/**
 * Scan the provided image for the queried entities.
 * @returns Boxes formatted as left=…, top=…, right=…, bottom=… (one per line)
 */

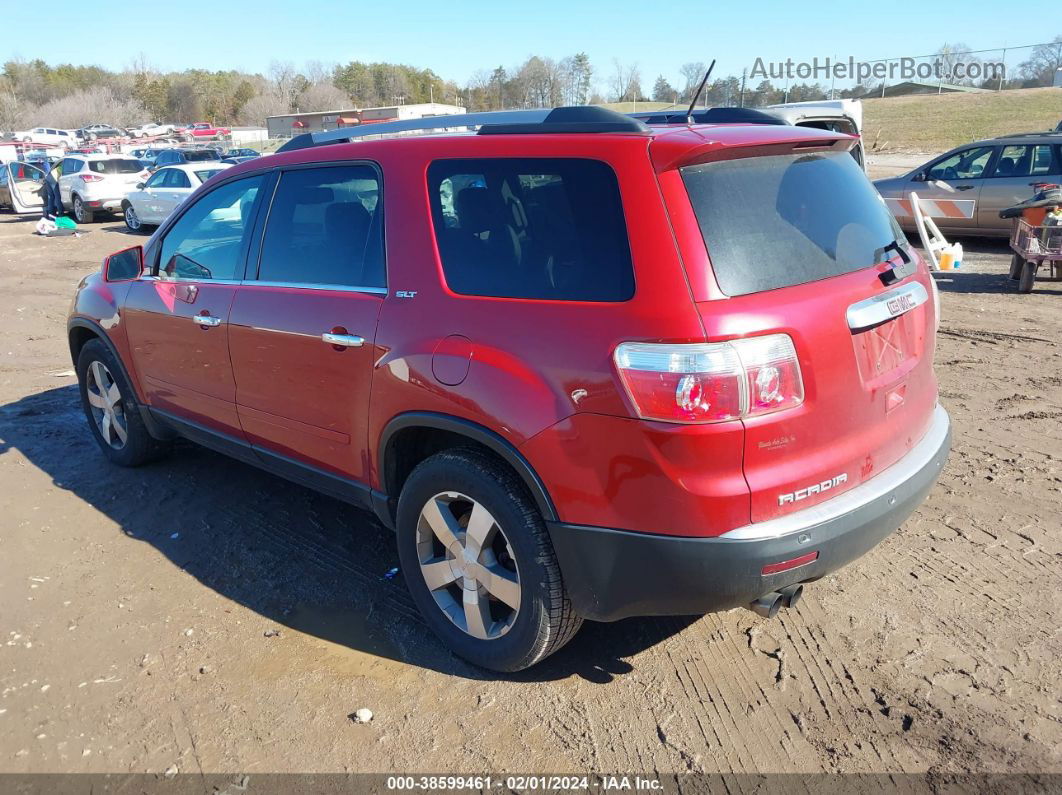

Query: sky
left=2, top=0, right=1054, bottom=90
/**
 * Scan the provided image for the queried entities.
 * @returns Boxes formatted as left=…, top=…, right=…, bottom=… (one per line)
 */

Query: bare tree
left=679, top=62, right=707, bottom=101
left=610, top=59, right=641, bottom=102
left=297, top=82, right=350, bottom=112
left=1018, top=36, right=1062, bottom=85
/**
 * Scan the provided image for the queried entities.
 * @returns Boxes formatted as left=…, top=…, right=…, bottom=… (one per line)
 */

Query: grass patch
left=862, top=87, right=1060, bottom=154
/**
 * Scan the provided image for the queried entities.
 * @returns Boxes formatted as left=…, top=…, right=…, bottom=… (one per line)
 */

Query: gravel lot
left=0, top=211, right=1059, bottom=778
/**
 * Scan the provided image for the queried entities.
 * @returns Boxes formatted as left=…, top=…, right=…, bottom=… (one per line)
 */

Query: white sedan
left=122, top=162, right=231, bottom=232
left=128, top=122, right=177, bottom=138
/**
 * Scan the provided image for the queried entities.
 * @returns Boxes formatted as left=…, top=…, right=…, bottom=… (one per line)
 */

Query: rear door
left=671, top=146, right=938, bottom=523
left=123, top=173, right=267, bottom=435
left=156, top=168, right=192, bottom=218
left=228, top=163, right=385, bottom=481
left=976, top=143, right=1061, bottom=232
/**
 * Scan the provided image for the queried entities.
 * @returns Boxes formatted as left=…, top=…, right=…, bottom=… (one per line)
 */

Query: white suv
left=57, top=154, right=148, bottom=223
left=14, top=127, right=78, bottom=149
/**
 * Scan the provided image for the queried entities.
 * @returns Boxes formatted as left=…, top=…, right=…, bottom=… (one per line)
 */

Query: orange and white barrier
left=886, top=196, right=975, bottom=220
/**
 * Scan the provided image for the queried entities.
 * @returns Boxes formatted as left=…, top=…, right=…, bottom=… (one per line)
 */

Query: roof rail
left=276, top=106, right=650, bottom=152
left=630, top=107, right=789, bottom=126
left=992, top=130, right=1062, bottom=139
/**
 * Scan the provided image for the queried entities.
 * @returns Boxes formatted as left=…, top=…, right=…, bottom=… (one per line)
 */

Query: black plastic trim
left=378, top=412, right=558, bottom=524
left=547, top=421, right=951, bottom=621
left=149, top=408, right=376, bottom=513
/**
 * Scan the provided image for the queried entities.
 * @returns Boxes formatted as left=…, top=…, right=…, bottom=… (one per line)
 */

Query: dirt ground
left=0, top=203, right=1059, bottom=779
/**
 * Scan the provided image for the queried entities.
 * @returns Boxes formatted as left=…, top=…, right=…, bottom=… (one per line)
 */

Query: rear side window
left=256, top=165, right=384, bottom=288
left=428, top=158, right=634, bottom=301
left=682, top=151, right=905, bottom=297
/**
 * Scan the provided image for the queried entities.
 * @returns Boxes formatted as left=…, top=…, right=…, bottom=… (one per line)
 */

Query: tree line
left=1, top=37, right=1058, bottom=131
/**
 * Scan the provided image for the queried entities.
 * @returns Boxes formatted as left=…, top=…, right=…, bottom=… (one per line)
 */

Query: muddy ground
left=0, top=197, right=1059, bottom=778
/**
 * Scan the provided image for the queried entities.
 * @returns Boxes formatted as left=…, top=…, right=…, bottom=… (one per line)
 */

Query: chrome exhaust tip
left=749, top=592, right=783, bottom=619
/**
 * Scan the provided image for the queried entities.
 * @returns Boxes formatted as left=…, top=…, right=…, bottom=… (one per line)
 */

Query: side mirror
left=104, top=246, right=144, bottom=282
left=135, top=182, right=145, bottom=189
left=911, top=172, right=927, bottom=182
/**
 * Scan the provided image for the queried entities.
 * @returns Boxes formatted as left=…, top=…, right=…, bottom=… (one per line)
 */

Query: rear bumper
left=547, top=405, right=951, bottom=621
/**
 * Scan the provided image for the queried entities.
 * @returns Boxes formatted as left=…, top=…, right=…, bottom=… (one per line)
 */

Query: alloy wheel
left=74, top=197, right=87, bottom=223
left=85, top=361, right=128, bottom=449
left=416, top=491, right=521, bottom=640
left=125, top=205, right=141, bottom=231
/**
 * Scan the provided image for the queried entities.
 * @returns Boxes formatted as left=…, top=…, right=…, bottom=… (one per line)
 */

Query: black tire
left=123, top=201, right=146, bottom=233
left=1018, top=260, right=1038, bottom=294
left=76, top=339, right=170, bottom=467
left=1009, top=254, right=1024, bottom=280
left=72, top=194, right=94, bottom=224
left=396, top=448, right=582, bottom=672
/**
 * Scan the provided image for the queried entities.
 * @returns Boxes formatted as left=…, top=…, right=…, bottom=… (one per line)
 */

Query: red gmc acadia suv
left=67, top=106, right=951, bottom=671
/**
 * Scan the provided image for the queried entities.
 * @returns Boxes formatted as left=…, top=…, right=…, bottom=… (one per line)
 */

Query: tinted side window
left=170, top=170, right=192, bottom=188
left=926, top=146, right=994, bottom=181
left=427, top=158, right=634, bottom=301
left=159, top=175, right=263, bottom=281
left=144, top=170, right=167, bottom=188
left=257, top=165, right=384, bottom=288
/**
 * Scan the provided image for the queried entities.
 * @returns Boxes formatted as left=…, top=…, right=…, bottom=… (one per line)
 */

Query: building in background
left=266, top=103, right=465, bottom=138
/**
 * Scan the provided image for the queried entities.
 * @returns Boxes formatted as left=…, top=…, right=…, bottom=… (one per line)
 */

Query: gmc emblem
left=886, top=293, right=916, bottom=316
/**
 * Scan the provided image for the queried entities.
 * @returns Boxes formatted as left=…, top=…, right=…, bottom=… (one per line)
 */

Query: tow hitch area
left=748, top=583, right=804, bottom=618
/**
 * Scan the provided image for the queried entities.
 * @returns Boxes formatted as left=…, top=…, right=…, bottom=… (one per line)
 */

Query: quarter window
left=159, top=175, right=263, bottom=281
left=256, top=165, right=384, bottom=288
left=427, top=158, right=634, bottom=301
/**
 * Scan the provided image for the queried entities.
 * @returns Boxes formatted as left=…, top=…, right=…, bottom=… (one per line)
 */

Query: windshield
left=88, top=159, right=144, bottom=174
left=183, top=150, right=221, bottom=161
left=681, top=151, right=904, bottom=296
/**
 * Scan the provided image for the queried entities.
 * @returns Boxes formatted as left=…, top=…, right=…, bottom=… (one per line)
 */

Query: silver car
left=874, top=132, right=1062, bottom=237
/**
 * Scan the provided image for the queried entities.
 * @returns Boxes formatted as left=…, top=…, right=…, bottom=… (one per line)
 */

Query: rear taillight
left=80, top=174, right=104, bottom=182
left=614, top=334, right=803, bottom=424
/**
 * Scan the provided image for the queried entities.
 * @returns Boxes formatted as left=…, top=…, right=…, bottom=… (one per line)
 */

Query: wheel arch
left=378, top=412, right=558, bottom=527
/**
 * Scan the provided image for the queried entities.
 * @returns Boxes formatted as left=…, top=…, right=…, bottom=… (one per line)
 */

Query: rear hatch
left=666, top=141, right=938, bottom=524
left=90, top=158, right=146, bottom=188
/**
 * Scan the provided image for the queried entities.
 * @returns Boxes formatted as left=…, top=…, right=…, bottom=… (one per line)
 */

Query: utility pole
left=739, top=68, right=747, bottom=108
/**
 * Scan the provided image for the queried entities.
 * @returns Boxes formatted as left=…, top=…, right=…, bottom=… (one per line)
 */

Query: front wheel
left=396, top=449, right=582, bottom=672
left=1009, top=254, right=1024, bottom=280
left=76, top=339, right=170, bottom=467
left=123, top=202, right=145, bottom=233
left=1018, top=260, right=1038, bottom=294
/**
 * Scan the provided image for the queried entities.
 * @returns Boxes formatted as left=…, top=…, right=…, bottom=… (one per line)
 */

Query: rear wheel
left=1009, top=254, right=1024, bottom=280
left=72, top=194, right=94, bottom=224
left=1018, top=260, right=1038, bottom=294
left=396, top=449, right=581, bottom=672
left=76, top=339, right=170, bottom=467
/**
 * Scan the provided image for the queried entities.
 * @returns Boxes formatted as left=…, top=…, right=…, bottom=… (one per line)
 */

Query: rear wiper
left=877, top=240, right=915, bottom=286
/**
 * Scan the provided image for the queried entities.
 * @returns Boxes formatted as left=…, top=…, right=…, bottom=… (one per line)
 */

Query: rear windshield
left=194, top=168, right=225, bottom=182
left=88, top=159, right=143, bottom=174
left=183, top=150, right=221, bottom=161
left=681, top=151, right=904, bottom=296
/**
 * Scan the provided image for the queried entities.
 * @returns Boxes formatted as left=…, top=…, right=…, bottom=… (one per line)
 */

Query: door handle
left=193, top=314, right=222, bottom=327
left=322, top=332, right=364, bottom=348
left=954, top=185, right=975, bottom=191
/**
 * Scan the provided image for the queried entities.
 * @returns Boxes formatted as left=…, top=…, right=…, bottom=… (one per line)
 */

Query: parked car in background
left=57, top=153, right=148, bottom=223
left=128, top=122, right=176, bottom=138
left=14, top=127, right=77, bottom=149
left=222, top=155, right=259, bottom=165
left=122, top=162, right=231, bottom=232
left=223, top=147, right=260, bottom=159
left=78, top=124, right=125, bottom=141
left=150, top=147, right=224, bottom=170
left=67, top=106, right=950, bottom=672
left=874, top=132, right=1062, bottom=237
left=186, top=122, right=231, bottom=138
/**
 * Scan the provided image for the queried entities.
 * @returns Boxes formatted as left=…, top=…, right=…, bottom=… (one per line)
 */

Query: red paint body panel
left=121, top=280, right=242, bottom=435
left=227, top=285, right=383, bottom=479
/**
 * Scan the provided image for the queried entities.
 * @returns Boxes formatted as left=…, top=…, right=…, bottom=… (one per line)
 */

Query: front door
left=123, top=173, right=267, bottom=435
left=977, top=143, right=1061, bottom=233
left=228, top=163, right=386, bottom=480
left=4, top=162, right=45, bottom=212
left=903, top=145, right=995, bottom=234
